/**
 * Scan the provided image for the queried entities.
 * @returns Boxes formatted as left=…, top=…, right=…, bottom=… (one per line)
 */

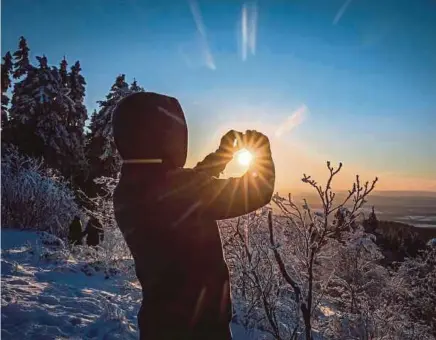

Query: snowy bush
left=220, top=162, right=380, bottom=339
left=78, top=174, right=132, bottom=262
left=1, top=146, right=79, bottom=238
left=221, top=209, right=300, bottom=339
left=386, top=246, right=436, bottom=337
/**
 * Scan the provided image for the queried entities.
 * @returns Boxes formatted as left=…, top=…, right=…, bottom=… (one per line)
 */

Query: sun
left=237, top=149, right=253, bottom=166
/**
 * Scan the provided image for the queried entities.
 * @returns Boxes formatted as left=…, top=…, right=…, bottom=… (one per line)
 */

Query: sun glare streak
left=241, top=2, right=258, bottom=61
left=225, top=181, right=240, bottom=216
left=188, top=0, right=216, bottom=70
left=275, top=105, right=308, bottom=138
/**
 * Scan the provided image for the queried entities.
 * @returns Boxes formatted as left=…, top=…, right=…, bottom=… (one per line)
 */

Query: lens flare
left=237, top=149, right=253, bottom=166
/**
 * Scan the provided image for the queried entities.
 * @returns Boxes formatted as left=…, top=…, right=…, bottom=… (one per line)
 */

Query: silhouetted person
left=84, top=215, right=104, bottom=247
left=68, top=216, right=83, bottom=246
left=112, top=92, right=275, bottom=340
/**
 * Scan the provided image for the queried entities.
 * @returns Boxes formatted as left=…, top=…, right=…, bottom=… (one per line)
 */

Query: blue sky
left=2, top=0, right=436, bottom=191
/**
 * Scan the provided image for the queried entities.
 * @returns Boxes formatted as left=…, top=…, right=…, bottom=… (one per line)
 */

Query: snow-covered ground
left=1, top=229, right=141, bottom=339
left=1, top=229, right=258, bottom=340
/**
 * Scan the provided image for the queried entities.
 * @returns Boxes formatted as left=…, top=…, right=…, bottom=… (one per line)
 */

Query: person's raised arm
left=192, top=130, right=275, bottom=220
left=193, top=130, right=243, bottom=178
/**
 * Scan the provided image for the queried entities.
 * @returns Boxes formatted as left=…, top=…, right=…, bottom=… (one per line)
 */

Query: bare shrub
left=221, top=162, right=379, bottom=339
left=1, top=145, right=79, bottom=238
left=221, top=208, right=299, bottom=339
left=267, top=162, right=378, bottom=339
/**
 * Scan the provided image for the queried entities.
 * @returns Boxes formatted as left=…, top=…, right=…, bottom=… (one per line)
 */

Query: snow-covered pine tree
left=66, top=60, right=88, bottom=185
left=59, top=57, right=69, bottom=89
left=364, top=206, right=379, bottom=233
left=68, top=61, right=87, bottom=129
left=13, top=36, right=30, bottom=79
left=7, top=37, right=86, bottom=186
left=86, top=74, right=144, bottom=181
left=130, top=78, right=145, bottom=92
left=8, top=37, right=38, bottom=150
left=30, top=56, right=74, bottom=168
left=8, top=37, right=32, bottom=126
left=8, top=54, right=75, bottom=174
left=1, top=51, right=13, bottom=128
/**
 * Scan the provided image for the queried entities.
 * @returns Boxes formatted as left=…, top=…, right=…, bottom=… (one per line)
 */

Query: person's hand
left=218, top=130, right=244, bottom=153
left=242, top=130, right=271, bottom=154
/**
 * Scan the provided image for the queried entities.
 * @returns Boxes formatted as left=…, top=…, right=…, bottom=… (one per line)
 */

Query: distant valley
left=279, top=190, right=436, bottom=229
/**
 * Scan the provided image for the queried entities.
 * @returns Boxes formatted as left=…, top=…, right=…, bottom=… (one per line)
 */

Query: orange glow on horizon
left=186, top=116, right=436, bottom=193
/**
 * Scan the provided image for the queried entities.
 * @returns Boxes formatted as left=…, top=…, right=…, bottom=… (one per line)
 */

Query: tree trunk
left=304, top=251, right=315, bottom=340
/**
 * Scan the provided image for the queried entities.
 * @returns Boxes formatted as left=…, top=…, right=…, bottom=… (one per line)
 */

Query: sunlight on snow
left=320, top=305, right=336, bottom=316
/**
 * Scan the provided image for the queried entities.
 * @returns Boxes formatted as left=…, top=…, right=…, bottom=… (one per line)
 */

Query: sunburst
left=237, top=149, right=253, bottom=166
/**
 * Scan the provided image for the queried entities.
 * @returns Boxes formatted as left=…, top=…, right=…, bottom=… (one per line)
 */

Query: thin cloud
left=275, top=105, right=308, bottom=137
left=333, top=0, right=352, bottom=25
left=188, top=0, right=216, bottom=70
left=241, top=2, right=258, bottom=61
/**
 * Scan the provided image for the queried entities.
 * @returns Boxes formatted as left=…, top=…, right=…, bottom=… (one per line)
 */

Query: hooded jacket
left=112, top=92, right=275, bottom=340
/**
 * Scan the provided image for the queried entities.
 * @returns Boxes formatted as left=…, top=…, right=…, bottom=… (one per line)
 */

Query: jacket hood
left=112, top=92, right=188, bottom=168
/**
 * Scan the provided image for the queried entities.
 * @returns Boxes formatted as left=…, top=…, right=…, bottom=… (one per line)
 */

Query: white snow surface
left=1, top=229, right=257, bottom=340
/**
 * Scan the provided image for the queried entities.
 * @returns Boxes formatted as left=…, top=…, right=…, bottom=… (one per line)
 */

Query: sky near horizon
left=2, top=0, right=436, bottom=192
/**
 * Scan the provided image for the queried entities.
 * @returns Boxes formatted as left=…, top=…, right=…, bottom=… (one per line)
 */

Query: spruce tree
left=59, top=57, right=69, bottom=89
left=31, top=55, right=73, bottom=166
left=13, top=36, right=30, bottom=79
left=9, top=53, right=74, bottom=171
left=67, top=60, right=88, bottom=185
left=130, top=78, right=144, bottom=92
left=1, top=52, right=13, bottom=128
left=9, top=37, right=36, bottom=132
left=8, top=37, right=38, bottom=151
left=7, top=37, right=87, bottom=187
left=365, top=206, right=379, bottom=233
left=68, top=61, right=87, bottom=129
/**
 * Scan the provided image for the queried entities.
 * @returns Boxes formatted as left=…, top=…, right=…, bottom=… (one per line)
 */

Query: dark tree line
left=1, top=36, right=144, bottom=195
